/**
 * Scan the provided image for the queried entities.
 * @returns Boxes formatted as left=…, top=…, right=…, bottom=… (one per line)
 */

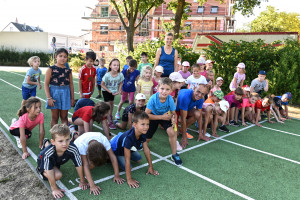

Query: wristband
left=47, top=97, right=52, bottom=100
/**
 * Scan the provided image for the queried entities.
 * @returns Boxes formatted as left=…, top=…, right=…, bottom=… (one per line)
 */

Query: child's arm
left=136, top=83, right=141, bottom=93
left=240, top=80, right=244, bottom=88
left=233, top=77, right=238, bottom=89
left=78, top=80, right=84, bottom=98
left=284, top=105, right=290, bottom=119
left=128, top=113, right=133, bottom=129
left=69, top=71, right=75, bottom=106
left=107, top=149, right=125, bottom=184
left=46, top=169, right=65, bottom=198
left=19, top=127, right=30, bottom=159
left=89, top=119, right=93, bottom=132
left=81, top=155, right=101, bottom=195
left=113, top=81, right=123, bottom=95
left=26, top=75, right=39, bottom=86
left=44, top=68, right=55, bottom=107
left=91, top=75, right=96, bottom=95
left=255, top=109, right=262, bottom=127
left=75, top=165, right=89, bottom=191
left=267, top=110, right=274, bottom=123
left=101, top=81, right=112, bottom=93
left=145, top=108, right=171, bottom=121
left=38, top=76, right=42, bottom=89
left=264, top=79, right=269, bottom=92
left=270, top=107, right=282, bottom=123
left=39, top=123, right=45, bottom=149
left=241, top=107, right=247, bottom=126
left=143, top=142, right=159, bottom=176
left=102, top=120, right=111, bottom=139
left=124, top=147, right=139, bottom=188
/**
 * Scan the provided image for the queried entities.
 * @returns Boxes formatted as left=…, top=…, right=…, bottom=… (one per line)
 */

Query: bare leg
left=166, top=127, right=177, bottom=155
left=60, top=110, right=68, bottom=125
left=51, top=109, right=59, bottom=128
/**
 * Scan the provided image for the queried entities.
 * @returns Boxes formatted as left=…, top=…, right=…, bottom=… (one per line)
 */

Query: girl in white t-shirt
left=230, top=63, right=246, bottom=91
left=186, top=64, right=207, bottom=90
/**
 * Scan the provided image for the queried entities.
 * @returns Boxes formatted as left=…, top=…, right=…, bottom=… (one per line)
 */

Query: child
left=94, top=59, right=99, bottom=66
left=196, top=58, right=206, bottom=78
left=241, top=92, right=259, bottom=126
left=21, top=56, right=42, bottom=106
left=74, top=132, right=125, bottom=195
left=37, top=124, right=87, bottom=199
left=211, top=100, right=230, bottom=137
left=145, top=78, right=182, bottom=165
left=10, top=97, right=45, bottom=159
left=186, top=64, right=207, bottom=90
left=96, top=58, right=107, bottom=99
left=115, top=93, right=146, bottom=130
left=206, top=70, right=215, bottom=91
left=224, top=87, right=244, bottom=126
left=110, top=111, right=159, bottom=188
left=205, top=60, right=214, bottom=71
left=250, top=70, right=269, bottom=96
left=229, top=63, right=246, bottom=91
left=137, top=65, right=153, bottom=103
left=78, top=51, right=97, bottom=99
left=115, top=59, right=140, bottom=120
left=123, top=56, right=133, bottom=71
left=137, top=52, right=153, bottom=72
left=273, top=92, right=292, bottom=119
left=209, top=77, right=223, bottom=97
left=152, top=65, right=164, bottom=94
left=177, top=54, right=182, bottom=71
left=101, top=58, right=124, bottom=129
left=73, top=98, right=95, bottom=112
left=178, top=61, right=191, bottom=79
left=45, top=48, right=75, bottom=127
left=169, top=72, right=186, bottom=103
left=254, top=95, right=275, bottom=127
left=71, top=102, right=110, bottom=137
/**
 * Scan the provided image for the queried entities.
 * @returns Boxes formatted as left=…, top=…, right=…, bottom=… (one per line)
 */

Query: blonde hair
left=27, top=56, right=40, bottom=67
left=140, top=65, right=153, bottom=81
left=237, top=67, right=246, bottom=74
left=50, top=124, right=70, bottom=140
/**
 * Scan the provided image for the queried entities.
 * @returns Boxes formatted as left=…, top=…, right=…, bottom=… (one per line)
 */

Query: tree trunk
left=126, top=28, right=135, bottom=53
left=173, top=0, right=185, bottom=40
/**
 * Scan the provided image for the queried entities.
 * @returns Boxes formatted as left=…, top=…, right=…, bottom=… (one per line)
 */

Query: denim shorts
left=46, top=85, right=71, bottom=110
left=117, top=151, right=142, bottom=171
left=22, top=85, right=36, bottom=100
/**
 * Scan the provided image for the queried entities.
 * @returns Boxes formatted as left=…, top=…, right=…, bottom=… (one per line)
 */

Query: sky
left=0, top=0, right=299, bottom=36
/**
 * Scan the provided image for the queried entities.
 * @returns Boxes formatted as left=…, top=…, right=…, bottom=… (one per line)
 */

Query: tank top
left=159, top=46, right=175, bottom=77
left=49, top=65, right=71, bottom=86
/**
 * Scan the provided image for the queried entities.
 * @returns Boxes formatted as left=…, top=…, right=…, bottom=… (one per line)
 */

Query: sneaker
left=14, top=136, right=22, bottom=148
left=41, top=138, right=50, bottom=151
left=176, top=141, right=182, bottom=151
left=218, top=125, right=230, bottom=133
left=186, top=132, right=194, bottom=140
left=11, top=118, right=17, bottom=126
left=130, top=146, right=137, bottom=151
left=115, top=112, right=120, bottom=120
left=171, top=153, right=182, bottom=166
left=113, top=120, right=119, bottom=126
left=109, top=122, right=117, bottom=130
left=70, top=131, right=79, bottom=143
left=96, top=95, right=102, bottom=99
left=230, top=120, right=240, bottom=127
left=205, top=133, right=211, bottom=137
left=194, top=121, right=198, bottom=128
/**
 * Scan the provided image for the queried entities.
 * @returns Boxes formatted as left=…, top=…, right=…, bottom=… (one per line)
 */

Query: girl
left=241, top=92, right=259, bottom=126
left=101, top=58, right=124, bottom=129
left=10, top=97, right=45, bottom=159
left=205, top=60, right=214, bottom=71
left=209, top=77, right=223, bottom=97
left=206, top=70, right=215, bottom=90
left=186, top=64, right=207, bottom=90
left=137, top=65, right=153, bottom=103
left=45, top=48, right=74, bottom=127
left=254, top=95, right=275, bottom=127
left=71, top=102, right=110, bottom=136
left=178, top=61, right=191, bottom=79
left=169, top=72, right=185, bottom=104
left=224, top=87, right=244, bottom=126
left=199, top=62, right=207, bottom=78
left=115, top=59, right=140, bottom=120
left=230, top=63, right=246, bottom=91
left=153, top=65, right=164, bottom=94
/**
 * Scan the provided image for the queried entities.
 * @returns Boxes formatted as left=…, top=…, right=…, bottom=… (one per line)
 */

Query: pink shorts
left=121, top=91, right=135, bottom=102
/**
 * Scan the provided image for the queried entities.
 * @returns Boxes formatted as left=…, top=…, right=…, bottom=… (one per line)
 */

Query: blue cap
left=284, top=92, right=292, bottom=100
left=258, top=70, right=266, bottom=75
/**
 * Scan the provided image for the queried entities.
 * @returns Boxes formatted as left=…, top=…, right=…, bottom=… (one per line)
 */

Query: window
left=101, top=7, right=109, bottom=17
left=100, top=46, right=108, bottom=51
left=139, top=14, right=149, bottom=36
left=10, top=27, right=13, bottom=31
left=100, top=26, right=108, bottom=34
left=197, top=6, right=204, bottom=13
left=211, top=6, right=218, bottom=13
left=185, top=23, right=191, bottom=37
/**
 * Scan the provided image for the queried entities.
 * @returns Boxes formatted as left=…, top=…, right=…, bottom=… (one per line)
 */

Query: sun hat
left=213, top=90, right=224, bottom=100
left=182, top=61, right=190, bottom=67
left=216, top=77, right=223, bottom=81
left=197, top=58, right=206, bottom=65
left=205, top=60, right=214, bottom=64
left=169, top=72, right=185, bottom=82
left=258, top=70, right=266, bottom=75
left=237, top=63, right=245, bottom=69
left=154, top=65, right=164, bottom=73
left=219, top=100, right=230, bottom=113
left=135, top=93, right=146, bottom=100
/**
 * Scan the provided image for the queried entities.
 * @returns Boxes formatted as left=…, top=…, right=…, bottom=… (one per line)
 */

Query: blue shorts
left=116, top=151, right=142, bottom=171
left=46, top=85, right=71, bottom=110
left=22, top=85, right=36, bottom=100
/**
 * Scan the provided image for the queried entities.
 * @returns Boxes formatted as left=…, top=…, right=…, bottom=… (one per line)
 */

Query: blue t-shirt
left=147, top=92, right=176, bottom=115
left=277, top=96, right=289, bottom=105
left=111, top=128, right=146, bottom=156
left=22, top=67, right=42, bottom=89
left=158, top=46, right=175, bottom=77
left=123, top=64, right=129, bottom=71
left=96, top=67, right=107, bottom=85
left=74, top=98, right=95, bottom=112
left=176, top=89, right=204, bottom=112
left=122, top=68, right=140, bottom=92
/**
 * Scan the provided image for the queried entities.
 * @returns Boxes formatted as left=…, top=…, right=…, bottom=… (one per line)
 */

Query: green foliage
left=232, top=0, right=263, bottom=16
left=251, top=6, right=300, bottom=33
left=204, top=39, right=300, bottom=104
left=0, top=46, right=51, bottom=67
left=69, top=54, right=85, bottom=72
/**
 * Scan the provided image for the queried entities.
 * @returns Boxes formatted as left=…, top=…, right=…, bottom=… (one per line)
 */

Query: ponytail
left=17, top=97, right=41, bottom=117
left=17, top=106, right=27, bottom=117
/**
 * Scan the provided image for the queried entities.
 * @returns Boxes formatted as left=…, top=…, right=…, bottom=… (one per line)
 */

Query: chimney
left=16, top=17, right=18, bottom=23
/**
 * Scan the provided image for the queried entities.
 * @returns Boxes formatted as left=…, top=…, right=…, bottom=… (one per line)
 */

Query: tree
left=110, top=0, right=164, bottom=53
left=250, top=6, right=300, bottom=33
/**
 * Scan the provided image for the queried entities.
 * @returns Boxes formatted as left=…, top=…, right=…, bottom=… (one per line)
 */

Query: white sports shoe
left=205, top=133, right=211, bottom=137
left=14, top=136, right=22, bottom=148
left=11, top=118, right=17, bottom=126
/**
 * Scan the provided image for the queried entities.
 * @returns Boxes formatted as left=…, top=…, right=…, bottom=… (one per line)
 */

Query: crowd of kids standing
left=9, top=32, right=292, bottom=198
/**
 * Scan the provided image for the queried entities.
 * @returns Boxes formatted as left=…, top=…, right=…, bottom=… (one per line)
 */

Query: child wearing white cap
left=169, top=72, right=186, bottom=103
left=152, top=66, right=164, bottom=94
left=229, top=63, right=246, bottom=91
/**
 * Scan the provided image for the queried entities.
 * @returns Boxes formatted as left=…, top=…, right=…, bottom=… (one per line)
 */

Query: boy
left=79, top=51, right=97, bottom=99
left=145, top=78, right=182, bottom=165
left=110, top=111, right=159, bottom=188
left=273, top=92, right=292, bottom=119
left=137, top=52, right=152, bottom=72
left=21, top=56, right=42, bottom=106
left=211, top=100, right=230, bottom=137
left=37, top=124, right=87, bottom=199
left=96, top=58, right=107, bottom=99
left=74, top=132, right=125, bottom=195
left=123, top=56, right=133, bottom=71
left=250, top=70, right=269, bottom=96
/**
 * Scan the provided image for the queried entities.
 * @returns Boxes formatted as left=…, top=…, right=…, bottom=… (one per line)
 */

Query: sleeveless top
left=49, top=65, right=72, bottom=86
left=158, top=46, right=175, bottom=77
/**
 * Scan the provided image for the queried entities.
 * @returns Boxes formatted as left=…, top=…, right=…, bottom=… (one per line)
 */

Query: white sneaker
left=130, top=146, right=137, bottom=151
left=115, top=112, right=120, bottom=120
left=205, top=133, right=211, bottom=137
left=11, top=118, right=17, bottom=126
left=14, top=136, right=22, bottom=148
left=176, top=141, right=183, bottom=151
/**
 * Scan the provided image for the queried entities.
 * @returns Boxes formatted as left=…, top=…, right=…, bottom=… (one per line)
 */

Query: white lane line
left=261, top=126, right=300, bottom=137
left=0, top=118, right=78, bottom=200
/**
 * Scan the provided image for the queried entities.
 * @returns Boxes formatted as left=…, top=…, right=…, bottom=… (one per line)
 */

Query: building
left=82, top=0, right=235, bottom=55
left=1, top=22, right=43, bottom=32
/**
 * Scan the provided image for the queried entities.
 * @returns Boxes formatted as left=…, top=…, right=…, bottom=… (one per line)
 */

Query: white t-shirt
left=74, top=132, right=111, bottom=155
left=186, top=75, right=207, bottom=90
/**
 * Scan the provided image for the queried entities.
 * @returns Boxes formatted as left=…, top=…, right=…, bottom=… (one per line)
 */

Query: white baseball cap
left=135, top=93, right=146, bottom=100
left=155, top=65, right=164, bottom=73
left=205, top=60, right=214, bottom=64
left=182, top=61, right=190, bottom=67
left=237, top=63, right=245, bottom=69
left=169, top=72, right=185, bottom=82
left=197, top=58, right=206, bottom=65
left=216, top=77, right=223, bottom=81
left=219, top=100, right=230, bottom=113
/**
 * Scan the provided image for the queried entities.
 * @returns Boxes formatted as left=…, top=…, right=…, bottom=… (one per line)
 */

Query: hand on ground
left=127, top=179, right=139, bottom=188
left=52, top=188, right=65, bottom=199
left=146, top=167, right=159, bottom=176
left=89, top=185, right=101, bottom=195
left=113, top=176, right=125, bottom=184
left=22, top=152, right=30, bottom=159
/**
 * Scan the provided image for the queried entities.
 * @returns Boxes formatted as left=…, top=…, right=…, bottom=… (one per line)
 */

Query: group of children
left=9, top=49, right=292, bottom=198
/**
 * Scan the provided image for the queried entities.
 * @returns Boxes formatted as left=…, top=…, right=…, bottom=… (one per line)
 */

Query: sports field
left=1, top=70, right=300, bottom=200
